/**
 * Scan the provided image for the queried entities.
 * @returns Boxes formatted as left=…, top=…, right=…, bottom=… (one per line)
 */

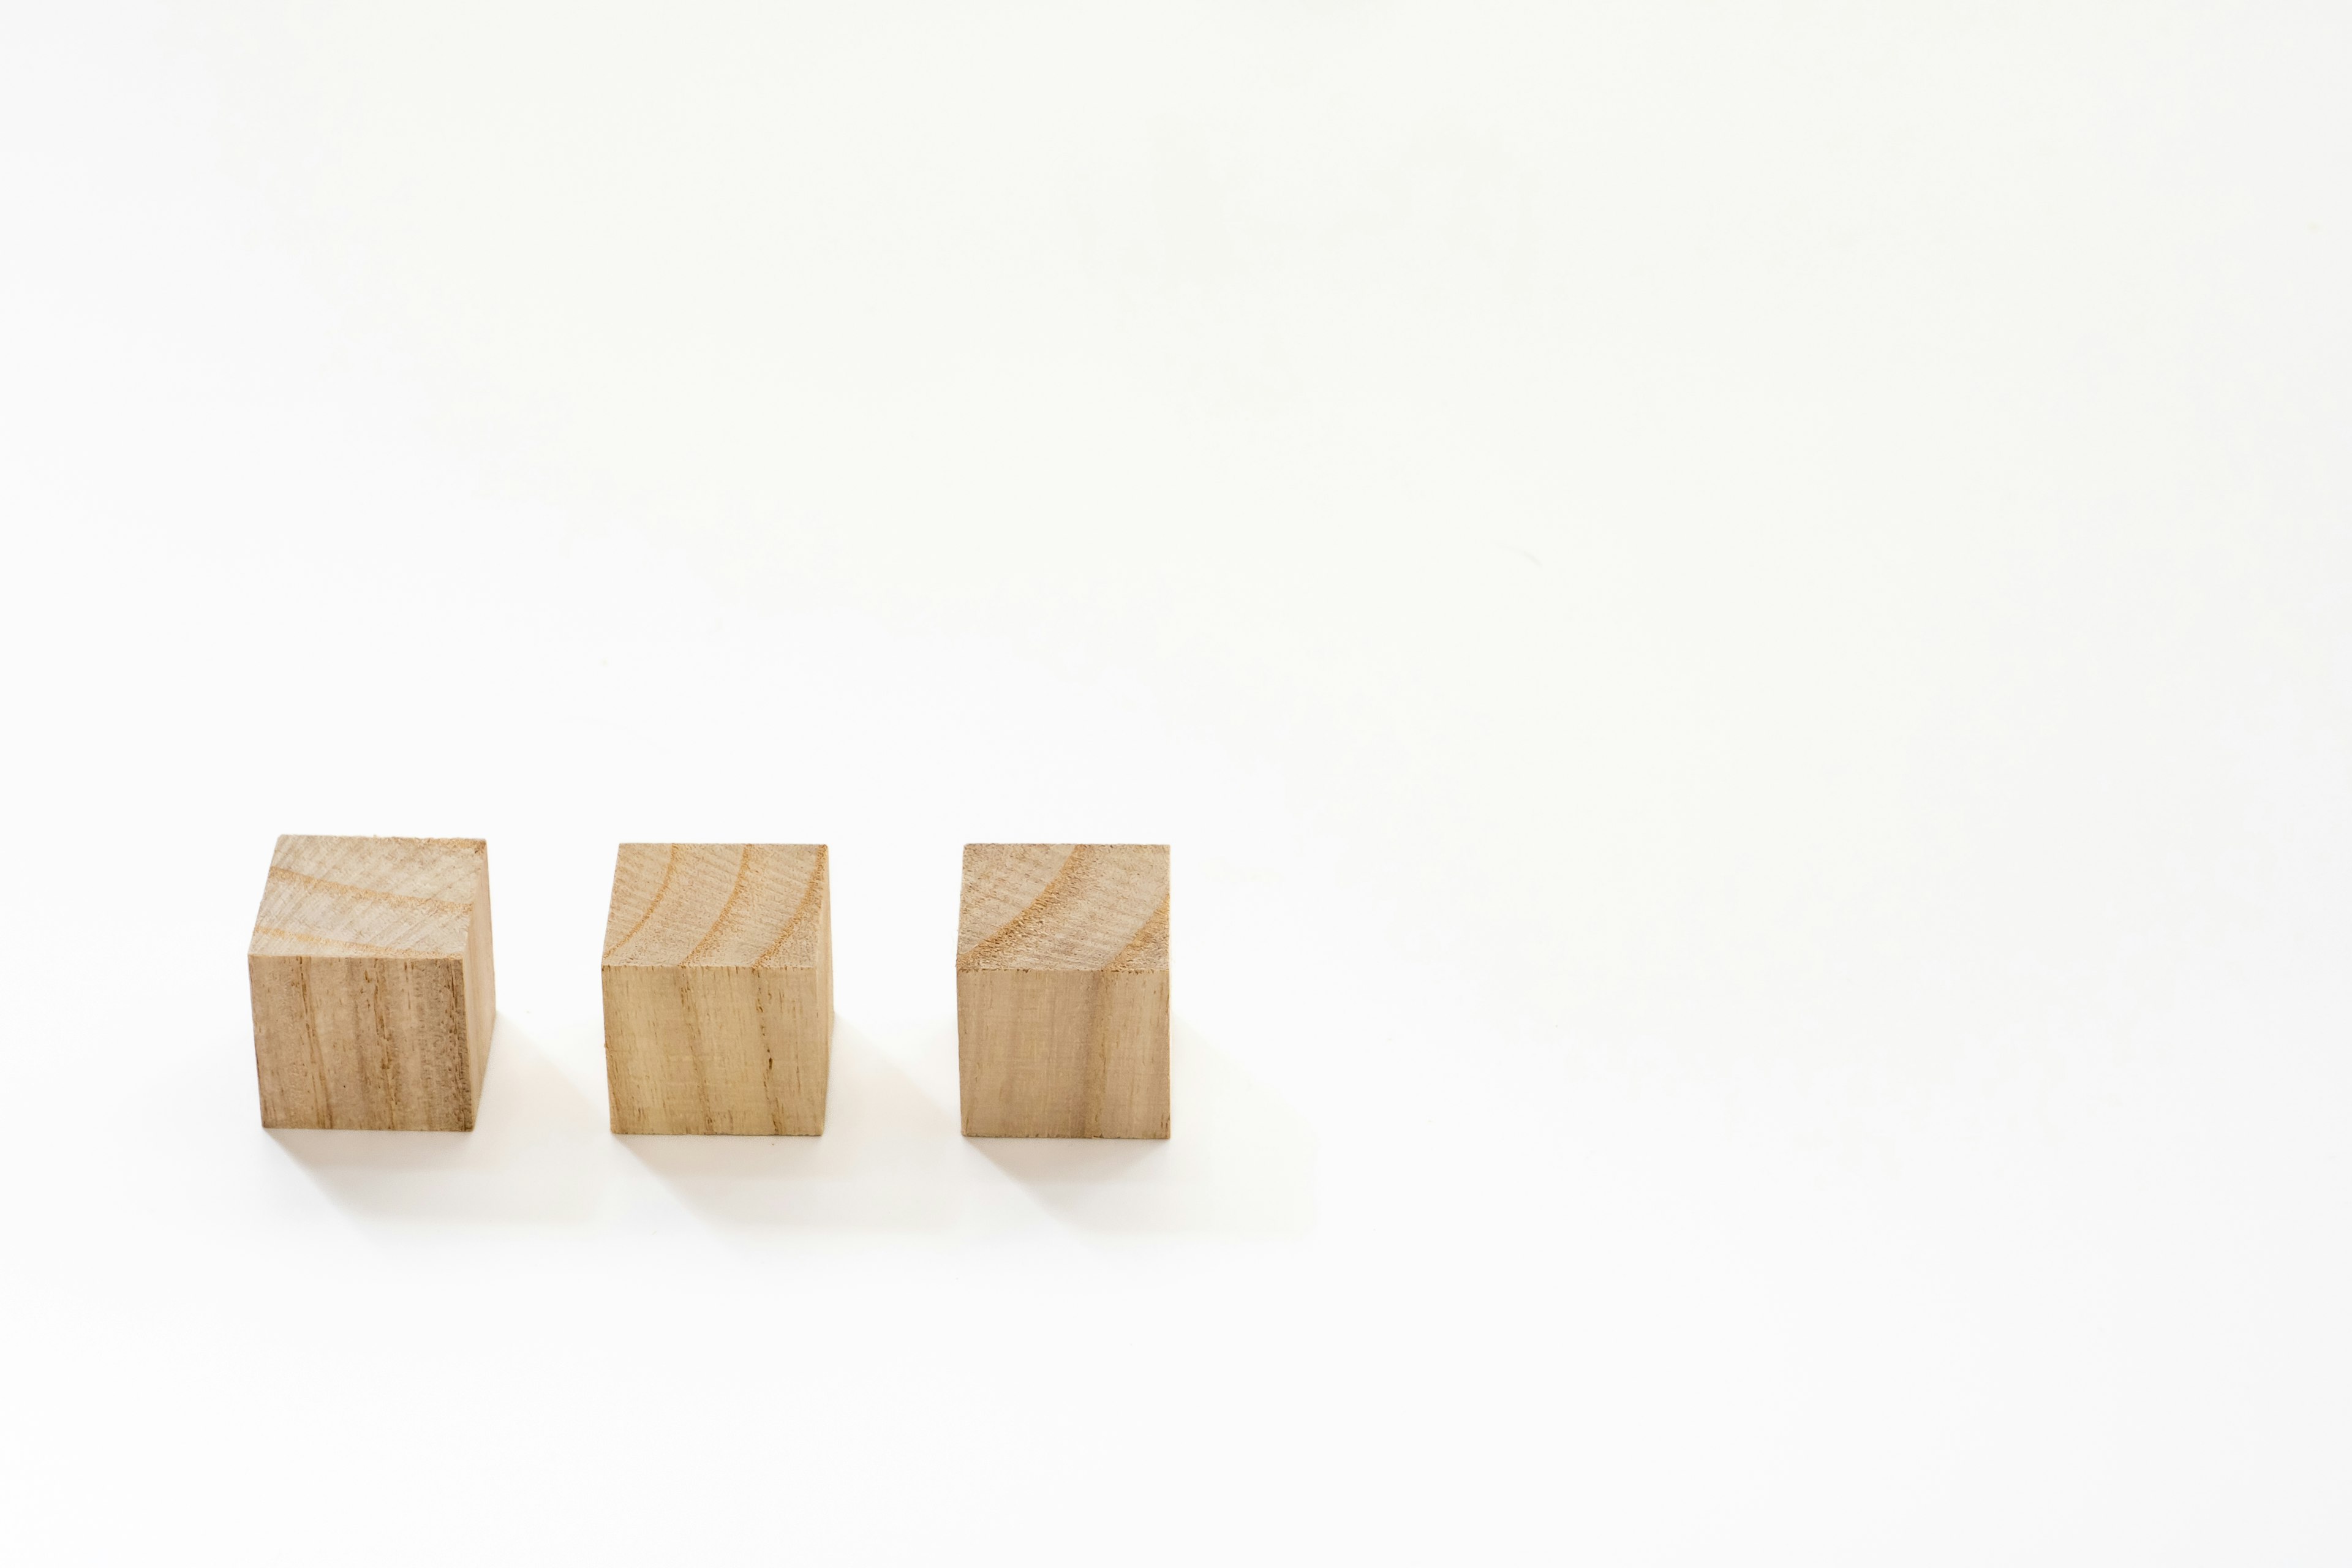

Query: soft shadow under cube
left=601, top=843, right=833, bottom=1136
left=248, top=834, right=497, bottom=1131
left=957, top=843, right=1170, bottom=1139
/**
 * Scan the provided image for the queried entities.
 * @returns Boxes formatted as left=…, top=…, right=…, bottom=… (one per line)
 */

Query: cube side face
left=250, top=954, right=478, bottom=1131
left=603, top=966, right=831, bottom=1136
left=463, top=856, right=496, bottom=1104
left=957, top=970, right=1170, bottom=1139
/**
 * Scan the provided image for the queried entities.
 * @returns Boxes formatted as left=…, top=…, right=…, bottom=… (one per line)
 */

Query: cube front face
left=247, top=835, right=495, bottom=1131
left=957, top=844, right=1170, bottom=1139
left=601, top=844, right=832, bottom=1136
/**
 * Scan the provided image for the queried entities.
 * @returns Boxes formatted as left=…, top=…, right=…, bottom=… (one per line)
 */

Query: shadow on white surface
left=617, top=1020, right=968, bottom=1232
left=627, top=1018, right=1316, bottom=1239
left=967, top=1020, right=1317, bottom=1238
left=265, top=1019, right=608, bottom=1226
left=263, top=1016, right=1315, bottom=1240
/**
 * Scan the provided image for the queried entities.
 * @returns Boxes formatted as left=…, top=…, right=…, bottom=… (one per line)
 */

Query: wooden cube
left=248, top=835, right=497, bottom=1131
left=957, top=843, right=1170, bottom=1139
left=600, top=843, right=832, bottom=1136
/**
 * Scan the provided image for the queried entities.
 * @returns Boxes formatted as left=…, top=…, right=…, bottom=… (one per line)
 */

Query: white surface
left=3, top=4, right=2348, bottom=1561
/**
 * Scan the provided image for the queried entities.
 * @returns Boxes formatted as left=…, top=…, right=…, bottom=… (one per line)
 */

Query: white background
left=3, top=4, right=2347, bottom=1561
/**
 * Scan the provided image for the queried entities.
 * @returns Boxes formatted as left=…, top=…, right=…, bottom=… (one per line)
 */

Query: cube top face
left=957, top=843, right=1169, bottom=974
left=603, top=843, right=829, bottom=970
left=249, top=835, right=487, bottom=959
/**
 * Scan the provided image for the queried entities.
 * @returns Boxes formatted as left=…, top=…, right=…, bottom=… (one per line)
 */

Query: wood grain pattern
left=957, top=843, right=1170, bottom=1139
left=600, top=843, right=832, bottom=1136
left=247, top=834, right=496, bottom=1131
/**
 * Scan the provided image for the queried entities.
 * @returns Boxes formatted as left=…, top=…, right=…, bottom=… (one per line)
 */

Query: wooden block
left=957, top=843, right=1170, bottom=1139
left=248, top=835, right=497, bottom=1131
left=600, top=843, right=832, bottom=1136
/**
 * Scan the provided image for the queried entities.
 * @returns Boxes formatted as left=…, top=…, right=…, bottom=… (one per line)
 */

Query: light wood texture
left=248, top=835, right=497, bottom=1131
left=957, top=843, right=1170, bottom=1139
left=601, top=843, right=832, bottom=1136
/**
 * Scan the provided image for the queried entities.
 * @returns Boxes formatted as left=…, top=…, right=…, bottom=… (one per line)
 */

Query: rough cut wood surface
left=601, top=843, right=832, bottom=1136
left=247, top=834, right=496, bottom=1131
left=957, top=843, right=1170, bottom=1139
